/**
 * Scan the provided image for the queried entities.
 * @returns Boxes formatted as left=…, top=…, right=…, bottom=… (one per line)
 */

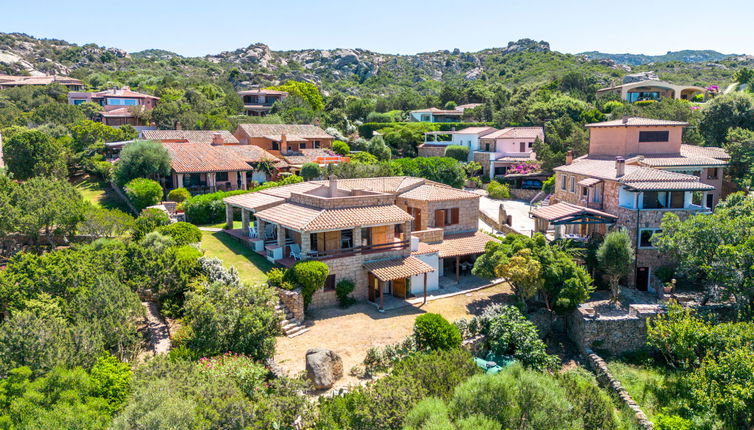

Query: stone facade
left=308, top=248, right=409, bottom=309
left=473, top=151, right=493, bottom=178
left=411, top=228, right=444, bottom=243
left=289, top=190, right=395, bottom=209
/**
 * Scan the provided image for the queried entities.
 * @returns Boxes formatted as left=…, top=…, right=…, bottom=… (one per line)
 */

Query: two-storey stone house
left=223, top=176, right=497, bottom=310
left=531, top=117, right=730, bottom=291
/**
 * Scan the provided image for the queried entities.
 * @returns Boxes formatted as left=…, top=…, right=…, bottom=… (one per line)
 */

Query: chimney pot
left=211, top=132, right=224, bottom=145
left=615, top=156, right=625, bottom=177
left=622, top=115, right=629, bottom=125
left=328, top=175, right=338, bottom=197
left=565, top=150, right=573, bottom=165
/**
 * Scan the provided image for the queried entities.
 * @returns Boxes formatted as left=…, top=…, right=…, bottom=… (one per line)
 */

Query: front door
left=368, top=273, right=377, bottom=302
left=636, top=267, right=649, bottom=292
left=393, top=278, right=407, bottom=299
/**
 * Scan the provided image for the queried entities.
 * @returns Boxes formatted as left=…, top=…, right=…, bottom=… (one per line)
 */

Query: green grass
left=198, top=221, right=243, bottom=230
left=74, top=177, right=131, bottom=212
left=200, top=230, right=271, bottom=284
left=607, top=360, right=687, bottom=421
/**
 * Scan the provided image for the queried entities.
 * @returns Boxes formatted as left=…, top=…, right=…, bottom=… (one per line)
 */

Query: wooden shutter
left=414, top=209, right=422, bottom=231
left=450, top=208, right=459, bottom=225
left=435, top=209, right=445, bottom=227
left=519, top=142, right=525, bottom=152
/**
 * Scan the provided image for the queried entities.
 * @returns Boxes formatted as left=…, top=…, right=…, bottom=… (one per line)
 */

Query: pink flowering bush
left=507, top=161, right=542, bottom=175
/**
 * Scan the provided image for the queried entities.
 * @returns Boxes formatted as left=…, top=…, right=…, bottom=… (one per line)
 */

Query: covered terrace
left=530, top=202, right=617, bottom=241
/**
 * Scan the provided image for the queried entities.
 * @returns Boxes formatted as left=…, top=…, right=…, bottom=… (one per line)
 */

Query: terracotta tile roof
left=237, top=89, right=289, bottom=96
left=310, top=177, right=426, bottom=194
left=162, top=142, right=252, bottom=174
left=264, top=134, right=309, bottom=143
left=456, top=103, right=484, bottom=110
left=141, top=130, right=239, bottom=144
left=585, top=117, right=688, bottom=127
left=93, top=87, right=159, bottom=99
left=363, top=256, right=435, bottom=282
left=411, top=242, right=439, bottom=255
left=640, top=145, right=730, bottom=168
left=555, top=157, right=641, bottom=181
left=435, top=231, right=500, bottom=258
left=222, top=145, right=281, bottom=164
left=254, top=203, right=414, bottom=231
left=619, top=167, right=714, bottom=191
left=483, top=127, right=544, bottom=140
left=253, top=182, right=324, bottom=199
left=282, top=149, right=342, bottom=166
left=680, top=144, right=729, bottom=160
left=577, top=177, right=602, bottom=187
left=224, top=192, right=285, bottom=211
left=237, top=124, right=333, bottom=139
left=101, top=107, right=141, bottom=117
left=455, top=126, right=498, bottom=135
left=398, top=184, right=479, bottom=202
left=530, top=202, right=617, bottom=223
left=410, top=107, right=464, bottom=115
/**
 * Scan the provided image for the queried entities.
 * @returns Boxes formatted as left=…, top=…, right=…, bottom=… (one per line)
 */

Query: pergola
left=531, top=202, right=617, bottom=239
left=364, top=256, right=436, bottom=311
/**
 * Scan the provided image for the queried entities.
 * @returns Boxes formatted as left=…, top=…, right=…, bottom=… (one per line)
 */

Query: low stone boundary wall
left=110, top=181, right=138, bottom=214
left=277, top=287, right=305, bottom=322
left=567, top=304, right=664, bottom=355
left=479, top=209, right=520, bottom=235
left=509, top=188, right=540, bottom=201
left=585, top=349, right=653, bottom=429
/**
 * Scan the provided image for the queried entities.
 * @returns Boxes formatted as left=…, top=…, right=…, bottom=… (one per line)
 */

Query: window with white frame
left=560, top=175, right=567, bottom=190
left=569, top=176, right=576, bottom=193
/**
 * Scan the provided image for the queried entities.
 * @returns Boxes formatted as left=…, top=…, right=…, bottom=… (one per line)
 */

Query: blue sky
left=1, top=0, right=751, bottom=56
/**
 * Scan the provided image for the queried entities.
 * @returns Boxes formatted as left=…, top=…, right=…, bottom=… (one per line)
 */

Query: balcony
left=307, top=239, right=410, bottom=260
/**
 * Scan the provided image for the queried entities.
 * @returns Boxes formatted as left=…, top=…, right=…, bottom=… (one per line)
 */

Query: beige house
left=68, top=87, right=159, bottom=130
left=531, top=117, right=730, bottom=291
left=0, top=74, right=84, bottom=90
left=223, top=176, right=497, bottom=310
left=597, top=80, right=707, bottom=103
left=238, top=89, right=289, bottom=116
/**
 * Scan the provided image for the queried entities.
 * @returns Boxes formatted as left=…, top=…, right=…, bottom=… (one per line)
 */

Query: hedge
left=182, top=189, right=250, bottom=225
left=358, top=122, right=496, bottom=139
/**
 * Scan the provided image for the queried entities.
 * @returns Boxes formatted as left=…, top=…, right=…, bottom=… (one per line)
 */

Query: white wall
left=452, top=133, right=482, bottom=160
left=493, top=137, right=535, bottom=156
left=410, top=252, right=440, bottom=295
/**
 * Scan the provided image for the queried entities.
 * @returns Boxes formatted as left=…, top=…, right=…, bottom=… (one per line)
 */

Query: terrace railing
left=306, top=239, right=409, bottom=260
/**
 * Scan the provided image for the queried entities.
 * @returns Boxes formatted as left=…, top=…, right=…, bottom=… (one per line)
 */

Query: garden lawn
left=200, top=230, right=271, bottom=284
left=607, top=360, right=686, bottom=421
left=198, top=221, right=242, bottom=230
left=74, top=177, right=131, bottom=212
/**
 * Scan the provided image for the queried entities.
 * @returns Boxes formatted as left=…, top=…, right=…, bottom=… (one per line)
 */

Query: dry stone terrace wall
left=508, top=188, right=540, bottom=201
left=277, top=287, right=305, bottom=322
left=418, top=145, right=447, bottom=158
left=567, top=304, right=664, bottom=355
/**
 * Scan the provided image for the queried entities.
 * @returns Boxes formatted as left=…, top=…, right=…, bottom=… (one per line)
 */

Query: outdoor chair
left=289, top=244, right=302, bottom=260
left=248, top=226, right=258, bottom=238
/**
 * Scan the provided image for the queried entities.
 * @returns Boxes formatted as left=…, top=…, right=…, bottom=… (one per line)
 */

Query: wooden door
left=636, top=267, right=649, bottom=292
left=435, top=210, right=445, bottom=228
left=393, top=278, right=407, bottom=298
left=371, top=225, right=390, bottom=245
left=368, top=273, right=377, bottom=302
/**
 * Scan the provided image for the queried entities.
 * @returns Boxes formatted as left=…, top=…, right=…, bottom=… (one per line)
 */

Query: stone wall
left=411, top=228, right=444, bottom=243
left=567, top=304, right=664, bottom=355
left=277, top=287, right=305, bottom=322
left=473, top=151, right=492, bottom=178
left=289, top=191, right=395, bottom=209
left=508, top=188, right=540, bottom=201
left=418, top=145, right=447, bottom=158
left=427, top=198, right=480, bottom=234
left=585, top=350, right=653, bottom=429
left=479, top=206, right=523, bottom=236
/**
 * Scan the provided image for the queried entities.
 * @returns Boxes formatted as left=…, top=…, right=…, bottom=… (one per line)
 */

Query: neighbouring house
left=0, top=74, right=84, bottom=90
left=409, top=107, right=464, bottom=123
left=419, top=126, right=544, bottom=178
left=141, top=129, right=240, bottom=145
left=277, top=148, right=350, bottom=174
left=223, top=176, right=498, bottom=310
left=238, top=88, right=288, bottom=116
left=530, top=116, right=730, bottom=292
left=68, top=87, right=159, bottom=130
left=597, top=79, right=708, bottom=103
left=419, top=126, right=497, bottom=160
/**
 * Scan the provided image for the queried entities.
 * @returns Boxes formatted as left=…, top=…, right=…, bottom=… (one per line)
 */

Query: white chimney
left=411, top=236, right=420, bottom=252
left=622, top=115, right=629, bottom=125
left=615, top=156, right=625, bottom=177
left=329, top=175, right=338, bottom=197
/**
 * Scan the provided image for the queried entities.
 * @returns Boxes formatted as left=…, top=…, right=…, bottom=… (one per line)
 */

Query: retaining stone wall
left=277, top=287, right=305, bottom=322
left=567, top=304, right=664, bottom=355
left=509, top=188, right=540, bottom=201
left=585, top=349, right=653, bottom=429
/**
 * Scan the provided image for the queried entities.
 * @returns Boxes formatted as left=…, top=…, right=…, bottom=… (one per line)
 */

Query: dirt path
left=274, top=282, right=513, bottom=390
left=142, top=302, right=171, bottom=355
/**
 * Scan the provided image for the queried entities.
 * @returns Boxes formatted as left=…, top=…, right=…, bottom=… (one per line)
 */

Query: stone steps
left=275, top=301, right=308, bottom=338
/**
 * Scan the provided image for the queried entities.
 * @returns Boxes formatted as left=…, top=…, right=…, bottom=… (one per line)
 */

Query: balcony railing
left=306, top=239, right=410, bottom=260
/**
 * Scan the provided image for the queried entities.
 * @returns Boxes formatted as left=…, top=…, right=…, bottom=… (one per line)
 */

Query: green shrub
left=301, top=162, right=321, bottom=180
left=335, top=279, right=356, bottom=308
left=655, top=414, right=693, bottom=430
left=444, top=145, right=469, bottom=162
left=486, top=180, right=510, bottom=200
left=133, top=207, right=170, bottom=240
left=182, top=189, right=249, bottom=225
left=267, top=267, right=285, bottom=288
left=413, top=313, right=462, bottom=351
left=542, top=175, right=555, bottom=194
left=654, top=265, right=675, bottom=283
left=391, top=349, right=479, bottom=401
left=557, top=368, right=619, bottom=430
left=87, top=160, right=114, bottom=182
left=167, top=187, right=191, bottom=203
left=159, top=222, right=202, bottom=245
left=332, top=140, right=350, bottom=156
left=124, top=178, right=163, bottom=211
left=285, top=261, right=329, bottom=307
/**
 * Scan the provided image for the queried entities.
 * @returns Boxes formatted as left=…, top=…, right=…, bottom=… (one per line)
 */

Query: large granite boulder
left=306, top=348, right=343, bottom=390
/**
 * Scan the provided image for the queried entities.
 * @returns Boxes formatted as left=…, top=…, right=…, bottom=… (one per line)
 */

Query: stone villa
left=68, top=87, right=159, bottom=130
left=223, top=176, right=497, bottom=310
left=531, top=117, right=730, bottom=291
